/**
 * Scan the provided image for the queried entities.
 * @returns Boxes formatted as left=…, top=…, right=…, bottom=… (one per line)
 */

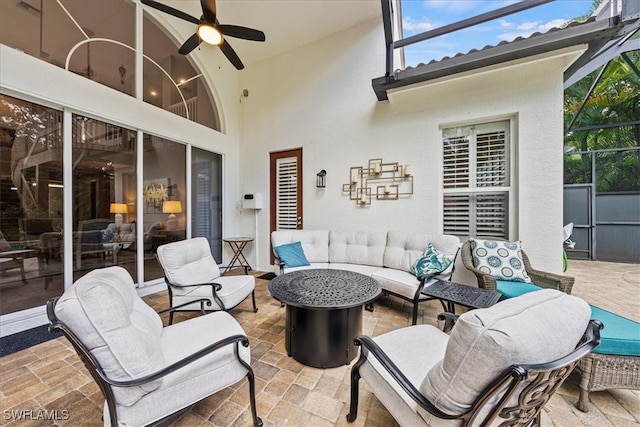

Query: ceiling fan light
left=197, top=24, right=222, bottom=45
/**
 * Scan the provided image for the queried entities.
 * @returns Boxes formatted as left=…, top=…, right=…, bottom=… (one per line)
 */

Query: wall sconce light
left=162, top=200, right=183, bottom=231
left=110, top=203, right=128, bottom=227
left=316, top=170, right=327, bottom=188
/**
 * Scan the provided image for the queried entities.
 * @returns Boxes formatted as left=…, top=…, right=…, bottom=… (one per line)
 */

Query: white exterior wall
left=240, top=19, right=585, bottom=274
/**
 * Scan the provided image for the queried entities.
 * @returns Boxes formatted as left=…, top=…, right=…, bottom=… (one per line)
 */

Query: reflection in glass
left=143, top=11, right=220, bottom=130
left=192, top=147, right=223, bottom=261
left=72, top=114, right=137, bottom=279
left=0, top=0, right=219, bottom=129
left=143, top=134, right=186, bottom=283
left=0, top=94, right=63, bottom=315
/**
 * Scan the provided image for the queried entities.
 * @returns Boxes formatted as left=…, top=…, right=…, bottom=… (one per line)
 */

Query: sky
left=400, top=0, right=598, bottom=67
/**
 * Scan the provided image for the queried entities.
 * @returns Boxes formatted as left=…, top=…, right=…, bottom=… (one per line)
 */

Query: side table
left=223, top=237, right=253, bottom=273
left=421, top=280, right=502, bottom=313
left=421, top=280, right=502, bottom=331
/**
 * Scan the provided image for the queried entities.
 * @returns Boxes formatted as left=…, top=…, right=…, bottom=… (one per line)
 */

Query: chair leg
left=251, top=290, right=259, bottom=313
left=412, top=299, right=419, bottom=325
left=19, top=259, right=26, bottom=283
left=237, top=346, right=263, bottom=426
left=346, top=360, right=363, bottom=422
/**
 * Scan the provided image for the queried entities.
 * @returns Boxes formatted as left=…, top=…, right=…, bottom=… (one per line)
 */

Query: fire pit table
left=269, top=269, right=381, bottom=368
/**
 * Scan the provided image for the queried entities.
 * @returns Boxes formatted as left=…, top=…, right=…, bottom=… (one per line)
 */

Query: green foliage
left=564, top=50, right=640, bottom=191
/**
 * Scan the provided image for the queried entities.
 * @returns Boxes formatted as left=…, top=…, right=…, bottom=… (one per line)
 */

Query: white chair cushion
left=157, top=237, right=255, bottom=311
left=156, top=237, right=221, bottom=285
left=55, top=266, right=164, bottom=407
left=328, top=230, right=387, bottom=267
left=420, top=289, right=591, bottom=418
left=113, top=311, right=250, bottom=426
left=171, top=275, right=255, bottom=311
left=359, top=325, right=450, bottom=426
left=271, top=230, right=329, bottom=263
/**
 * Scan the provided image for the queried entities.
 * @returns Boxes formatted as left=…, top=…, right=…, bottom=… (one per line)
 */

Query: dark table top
left=421, top=280, right=502, bottom=310
left=269, top=269, right=381, bottom=310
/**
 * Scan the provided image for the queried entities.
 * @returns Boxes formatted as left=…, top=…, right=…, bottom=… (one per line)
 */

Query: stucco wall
left=239, top=19, right=584, bottom=274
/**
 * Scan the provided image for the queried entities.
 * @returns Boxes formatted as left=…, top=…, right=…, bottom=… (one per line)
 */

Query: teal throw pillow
left=470, top=238, right=531, bottom=282
left=410, top=243, right=453, bottom=277
left=273, top=241, right=310, bottom=268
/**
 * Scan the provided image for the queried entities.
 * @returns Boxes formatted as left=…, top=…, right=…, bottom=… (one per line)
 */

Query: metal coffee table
left=421, top=280, right=502, bottom=314
left=269, top=269, right=381, bottom=368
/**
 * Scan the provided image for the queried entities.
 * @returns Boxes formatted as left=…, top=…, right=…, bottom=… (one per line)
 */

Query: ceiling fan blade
left=200, top=0, right=217, bottom=23
left=218, top=25, right=266, bottom=42
left=219, top=39, right=244, bottom=70
left=178, top=33, right=202, bottom=55
left=141, top=0, right=200, bottom=25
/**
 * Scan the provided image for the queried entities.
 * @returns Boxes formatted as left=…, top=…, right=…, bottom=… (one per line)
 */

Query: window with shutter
left=442, top=121, right=511, bottom=239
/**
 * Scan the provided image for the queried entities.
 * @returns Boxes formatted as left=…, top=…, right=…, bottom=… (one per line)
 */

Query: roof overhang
left=373, top=16, right=623, bottom=102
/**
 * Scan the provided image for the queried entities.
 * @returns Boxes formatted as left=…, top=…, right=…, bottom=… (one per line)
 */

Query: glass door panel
left=142, top=134, right=186, bottom=282
left=0, top=94, right=63, bottom=315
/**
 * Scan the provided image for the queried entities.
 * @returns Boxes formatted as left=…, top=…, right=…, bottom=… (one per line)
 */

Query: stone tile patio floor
left=0, top=259, right=638, bottom=426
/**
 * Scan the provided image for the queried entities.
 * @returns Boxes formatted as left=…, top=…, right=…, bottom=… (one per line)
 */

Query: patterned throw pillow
left=410, top=243, right=453, bottom=277
left=470, top=238, right=531, bottom=282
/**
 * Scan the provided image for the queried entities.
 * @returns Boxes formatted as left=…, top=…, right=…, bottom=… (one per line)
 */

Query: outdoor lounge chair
left=460, top=238, right=574, bottom=295
left=156, top=237, right=258, bottom=324
left=47, top=266, right=262, bottom=427
left=347, top=289, right=601, bottom=426
left=0, top=231, right=31, bottom=283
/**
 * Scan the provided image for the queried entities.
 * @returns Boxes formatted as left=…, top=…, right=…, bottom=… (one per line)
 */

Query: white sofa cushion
left=54, top=266, right=164, bottom=407
left=420, top=289, right=591, bottom=418
left=328, top=263, right=383, bottom=277
left=271, top=230, right=329, bottom=263
left=384, top=231, right=460, bottom=274
left=371, top=268, right=438, bottom=300
left=329, top=230, right=387, bottom=267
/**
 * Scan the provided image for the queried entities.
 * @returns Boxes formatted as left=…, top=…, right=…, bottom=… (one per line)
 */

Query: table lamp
left=110, top=203, right=128, bottom=227
left=162, top=200, right=182, bottom=231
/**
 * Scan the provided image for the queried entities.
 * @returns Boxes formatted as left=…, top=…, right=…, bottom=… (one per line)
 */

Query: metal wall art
left=342, top=158, right=413, bottom=206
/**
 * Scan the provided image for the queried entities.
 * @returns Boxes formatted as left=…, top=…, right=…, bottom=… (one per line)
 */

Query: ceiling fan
left=141, top=0, right=265, bottom=70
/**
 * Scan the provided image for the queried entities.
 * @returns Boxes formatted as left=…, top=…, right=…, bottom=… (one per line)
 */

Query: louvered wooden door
left=270, top=149, right=303, bottom=263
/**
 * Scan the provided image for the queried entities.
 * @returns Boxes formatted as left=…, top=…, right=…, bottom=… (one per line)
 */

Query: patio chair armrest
left=526, top=268, right=574, bottom=294
left=157, top=298, right=212, bottom=314
left=165, top=278, right=223, bottom=292
left=354, top=336, right=457, bottom=420
left=520, top=251, right=574, bottom=294
left=437, top=312, right=459, bottom=333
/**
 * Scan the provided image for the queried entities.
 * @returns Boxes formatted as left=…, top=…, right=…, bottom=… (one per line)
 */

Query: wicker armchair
left=460, top=239, right=574, bottom=294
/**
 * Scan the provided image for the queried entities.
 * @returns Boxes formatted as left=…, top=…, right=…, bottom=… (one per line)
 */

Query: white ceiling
left=158, top=0, right=382, bottom=66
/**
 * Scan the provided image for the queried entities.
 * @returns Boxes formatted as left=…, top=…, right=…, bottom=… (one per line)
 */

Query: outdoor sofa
left=270, top=229, right=460, bottom=325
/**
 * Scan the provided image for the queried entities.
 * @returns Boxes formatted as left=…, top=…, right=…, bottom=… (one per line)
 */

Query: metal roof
left=372, top=3, right=630, bottom=101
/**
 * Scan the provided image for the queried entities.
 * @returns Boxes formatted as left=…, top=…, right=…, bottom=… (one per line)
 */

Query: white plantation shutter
left=442, top=121, right=511, bottom=239
left=276, top=157, right=298, bottom=230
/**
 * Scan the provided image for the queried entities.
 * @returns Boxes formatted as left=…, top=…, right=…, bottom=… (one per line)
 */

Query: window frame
left=441, top=119, right=516, bottom=239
